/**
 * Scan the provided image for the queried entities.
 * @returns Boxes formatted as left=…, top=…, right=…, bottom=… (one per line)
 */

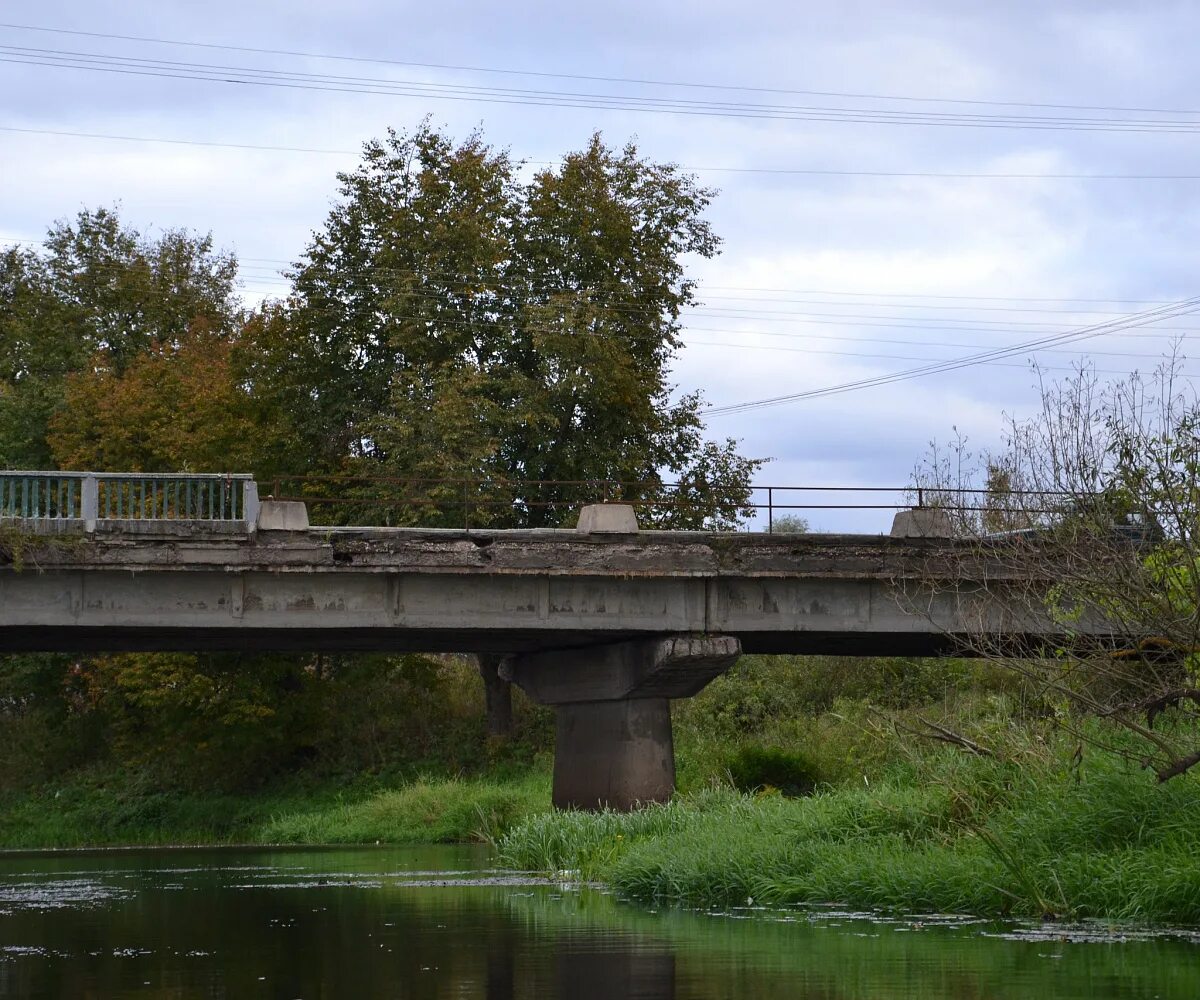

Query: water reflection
left=0, top=847, right=1196, bottom=999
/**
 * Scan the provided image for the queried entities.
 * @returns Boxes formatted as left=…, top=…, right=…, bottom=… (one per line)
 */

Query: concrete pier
left=553, top=698, right=675, bottom=810
left=504, top=635, right=741, bottom=809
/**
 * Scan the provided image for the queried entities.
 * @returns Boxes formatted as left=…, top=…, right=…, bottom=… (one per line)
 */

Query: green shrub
left=727, top=745, right=818, bottom=796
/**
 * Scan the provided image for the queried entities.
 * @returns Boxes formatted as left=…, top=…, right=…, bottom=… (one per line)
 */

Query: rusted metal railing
left=267, top=475, right=1079, bottom=532
left=0, top=470, right=1086, bottom=533
left=0, top=472, right=259, bottom=531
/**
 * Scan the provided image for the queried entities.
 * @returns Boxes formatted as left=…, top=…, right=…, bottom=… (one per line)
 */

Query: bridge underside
left=0, top=625, right=986, bottom=657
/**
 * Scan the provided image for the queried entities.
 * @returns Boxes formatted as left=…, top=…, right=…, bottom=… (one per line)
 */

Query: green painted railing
left=0, top=472, right=259, bottom=529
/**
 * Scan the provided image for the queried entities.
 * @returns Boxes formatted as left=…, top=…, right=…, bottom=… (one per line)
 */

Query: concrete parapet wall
left=891, top=508, right=955, bottom=538
left=576, top=503, right=639, bottom=534
left=256, top=501, right=310, bottom=532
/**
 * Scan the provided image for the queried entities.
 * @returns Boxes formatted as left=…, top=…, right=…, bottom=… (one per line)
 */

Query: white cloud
left=3, top=0, right=1198, bottom=529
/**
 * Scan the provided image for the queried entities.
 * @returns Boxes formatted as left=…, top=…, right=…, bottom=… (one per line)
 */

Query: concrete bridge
left=0, top=472, right=1061, bottom=810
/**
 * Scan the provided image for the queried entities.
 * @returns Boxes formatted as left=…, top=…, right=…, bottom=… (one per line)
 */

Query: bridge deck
left=0, top=525, right=1050, bottom=655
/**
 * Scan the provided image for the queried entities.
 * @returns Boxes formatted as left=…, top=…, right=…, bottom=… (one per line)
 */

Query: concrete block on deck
left=256, top=500, right=309, bottom=532
left=576, top=503, right=639, bottom=534
left=890, top=507, right=954, bottom=538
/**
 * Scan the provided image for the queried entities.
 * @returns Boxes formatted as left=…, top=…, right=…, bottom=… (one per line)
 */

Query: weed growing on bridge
left=0, top=526, right=86, bottom=573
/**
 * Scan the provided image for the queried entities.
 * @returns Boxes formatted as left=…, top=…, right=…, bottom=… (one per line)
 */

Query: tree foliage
left=913, top=360, right=1200, bottom=781
left=257, top=122, right=761, bottom=527
left=0, top=208, right=240, bottom=468
left=48, top=322, right=260, bottom=473
left=76, top=652, right=320, bottom=788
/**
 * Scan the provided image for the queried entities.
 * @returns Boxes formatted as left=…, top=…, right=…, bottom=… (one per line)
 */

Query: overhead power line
left=15, top=236, right=1176, bottom=357
left=9, top=123, right=1200, bottom=179
left=227, top=289, right=1194, bottom=362
left=213, top=269, right=1200, bottom=334
left=0, top=233, right=1179, bottom=309
left=2, top=229, right=1191, bottom=376
left=681, top=337, right=1185, bottom=379
left=230, top=257, right=1180, bottom=306
left=3, top=21, right=1198, bottom=117
left=5, top=232, right=1189, bottom=324
left=0, top=124, right=351, bottom=155
left=693, top=285, right=1168, bottom=305
left=704, top=296, right=1200, bottom=415
left=5, top=44, right=1200, bottom=132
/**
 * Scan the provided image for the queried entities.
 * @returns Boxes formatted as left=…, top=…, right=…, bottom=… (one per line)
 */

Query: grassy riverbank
left=7, top=651, right=1200, bottom=926
left=498, top=736, right=1200, bottom=923
left=0, top=653, right=992, bottom=851
left=0, top=769, right=550, bottom=849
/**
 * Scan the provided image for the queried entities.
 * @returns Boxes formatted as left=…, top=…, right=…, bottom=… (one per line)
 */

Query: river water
left=0, top=845, right=1197, bottom=998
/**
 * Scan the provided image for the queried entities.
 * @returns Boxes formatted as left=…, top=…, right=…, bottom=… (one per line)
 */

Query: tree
left=913, top=360, right=1200, bottom=781
left=0, top=246, right=76, bottom=467
left=770, top=513, right=810, bottom=534
left=252, top=122, right=763, bottom=734
left=76, top=651, right=325, bottom=790
left=47, top=321, right=261, bottom=473
left=0, top=208, right=240, bottom=469
left=255, top=122, right=762, bottom=529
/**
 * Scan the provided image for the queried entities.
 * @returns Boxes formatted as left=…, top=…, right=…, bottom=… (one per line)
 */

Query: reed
left=498, top=741, right=1200, bottom=923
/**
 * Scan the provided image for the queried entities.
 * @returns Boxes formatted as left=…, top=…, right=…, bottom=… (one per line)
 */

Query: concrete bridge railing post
left=81, top=474, right=99, bottom=532
left=243, top=480, right=261, bottom=530
left=502, top=635, right=741, bottom=810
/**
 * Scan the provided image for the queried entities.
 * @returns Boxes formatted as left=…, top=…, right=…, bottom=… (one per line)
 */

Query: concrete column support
left=503, top=635, right=740, bottom=811
left=553, top=698, right=675, bottom=810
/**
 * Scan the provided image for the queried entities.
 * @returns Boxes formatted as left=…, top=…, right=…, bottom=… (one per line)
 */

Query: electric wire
left=5, top=236, right=1196, bottom=348
left=3, top=234, right=1178, bottom=312
left=8, top=123, right=1200, bottom=179
left=4, top=21, right=1199, bottom=118
left=703, top=297, right=1200, bottom=415
left=8, top=239, right=1184, bottom=364
left=6, top=44, right=1200, bottom=132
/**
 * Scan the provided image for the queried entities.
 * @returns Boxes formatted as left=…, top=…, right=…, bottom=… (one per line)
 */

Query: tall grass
left=259, top=772, right=549, bottom=845
left=0, top=770, right=551, bottom=849
left=498, top=744, right=1200, bottom=923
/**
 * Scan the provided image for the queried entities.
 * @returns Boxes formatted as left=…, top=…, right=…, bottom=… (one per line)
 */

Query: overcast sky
left=3, top=2, right=1198, bottom=530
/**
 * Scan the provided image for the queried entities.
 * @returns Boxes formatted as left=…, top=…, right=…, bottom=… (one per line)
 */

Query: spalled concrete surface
left=0, top=525, right=1071, bottom=654
left=505, top=636, right=742, bottom=703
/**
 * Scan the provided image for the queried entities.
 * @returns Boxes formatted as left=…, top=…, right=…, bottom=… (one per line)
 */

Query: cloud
left=2, top=0, right=1196, bottom=531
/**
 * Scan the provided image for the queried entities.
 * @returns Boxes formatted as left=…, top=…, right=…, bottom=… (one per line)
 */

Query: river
left=0, top=845, right=1197, bottom=998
